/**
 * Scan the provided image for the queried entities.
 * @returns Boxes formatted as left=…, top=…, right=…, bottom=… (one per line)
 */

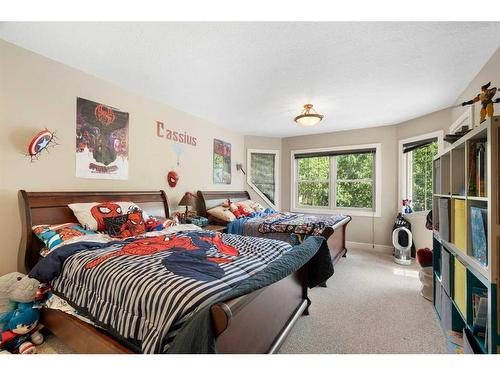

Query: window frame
left=398, top=130, right=443, bottom=214
left=290, top=143, right=382, bottom=217
left=247, top=148, right=280, bottom=210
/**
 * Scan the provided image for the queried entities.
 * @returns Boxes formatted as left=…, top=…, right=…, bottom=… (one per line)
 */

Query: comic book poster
left=76, top=97, right=129, bottom=180
left=213, top=139, right=231, bottom=184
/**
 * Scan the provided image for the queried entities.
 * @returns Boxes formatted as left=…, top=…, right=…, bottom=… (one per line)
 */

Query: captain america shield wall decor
left=26, top=129, right=59, bottom=162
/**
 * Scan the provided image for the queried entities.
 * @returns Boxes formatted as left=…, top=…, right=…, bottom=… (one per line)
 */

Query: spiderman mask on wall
left=84, top=232, right=239, bottom=282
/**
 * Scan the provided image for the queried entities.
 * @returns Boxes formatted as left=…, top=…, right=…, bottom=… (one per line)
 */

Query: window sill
left=402, top=210, right=430, bottom=218
left=291, top=207, right=381, bottom=218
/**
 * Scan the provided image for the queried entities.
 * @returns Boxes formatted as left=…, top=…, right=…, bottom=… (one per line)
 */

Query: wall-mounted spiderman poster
left=213, top=138, right=231, bottom=184
left=76, top=97, right=129, bottom=180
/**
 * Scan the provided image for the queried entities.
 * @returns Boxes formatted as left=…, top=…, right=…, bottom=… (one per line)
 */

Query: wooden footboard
left=211, top=267, right=309, bottom=354
left=322, top=216, right=351, bottom=266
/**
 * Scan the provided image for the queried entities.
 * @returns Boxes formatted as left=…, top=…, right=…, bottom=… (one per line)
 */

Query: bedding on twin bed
left=29, top=226, right=330, bottom=353
left=227, top=211, right=350, bottom=240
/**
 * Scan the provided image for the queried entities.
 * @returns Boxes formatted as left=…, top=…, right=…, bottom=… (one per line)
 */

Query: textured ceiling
left=1, top=22, right=500, bottom=137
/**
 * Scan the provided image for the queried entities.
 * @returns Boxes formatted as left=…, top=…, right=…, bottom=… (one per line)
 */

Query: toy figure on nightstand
left=462, top=81, right=500, bottom=124
left=402, top=199, right=413, bottom=214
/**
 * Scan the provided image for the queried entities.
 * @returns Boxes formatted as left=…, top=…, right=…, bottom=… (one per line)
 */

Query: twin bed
left=19, top=189, right=351, bottom=354
left=197, top=190, right=351, bottom=269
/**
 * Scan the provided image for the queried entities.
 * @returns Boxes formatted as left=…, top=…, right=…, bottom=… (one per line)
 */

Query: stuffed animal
left=236, top=203, right=252, bottom=217
left=0, top=273, right=44, bottom=354
left=0, top=303, right=44, bottom=354
left=0, top=273, right=39, bottom=330
left=228, top=203, right=244, bottom=219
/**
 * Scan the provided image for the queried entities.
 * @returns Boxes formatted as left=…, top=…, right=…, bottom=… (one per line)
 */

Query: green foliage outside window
left=297, top=156, right=329, bottom=207
left=410, top=142, right=438, bottom=211
left=336, top=153, right=374, bottom=208
left=297, top=152, right=375, bottom=209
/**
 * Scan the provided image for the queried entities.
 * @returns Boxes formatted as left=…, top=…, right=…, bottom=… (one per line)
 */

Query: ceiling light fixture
left=294, top=104, right=324, bottom=127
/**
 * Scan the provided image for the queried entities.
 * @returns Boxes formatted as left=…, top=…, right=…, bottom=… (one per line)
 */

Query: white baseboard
left=346, top=241, right=393, bottom=255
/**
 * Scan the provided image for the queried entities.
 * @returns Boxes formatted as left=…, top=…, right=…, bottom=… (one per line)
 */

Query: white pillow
left=68, top=201, right=150, bottom=231
left=207, top=205, right=236, bottom=223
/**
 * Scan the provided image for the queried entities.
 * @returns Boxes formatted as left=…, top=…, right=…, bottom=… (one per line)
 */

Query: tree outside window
left=296, top=151, right=375, bottom=210
left=297, top=156, right=329, bottom=207
left=408, top=142, right=438, bottom=211
left=336, top=153, right=374, bottom=209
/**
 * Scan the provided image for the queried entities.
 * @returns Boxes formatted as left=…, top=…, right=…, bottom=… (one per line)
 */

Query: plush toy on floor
left=0, top=272, right=44, bottom=354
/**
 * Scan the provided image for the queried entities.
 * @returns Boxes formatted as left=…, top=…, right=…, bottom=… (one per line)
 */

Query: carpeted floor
left=36, top=246, right=447, bottom=354
left=278, top=246, right=448, bottom=354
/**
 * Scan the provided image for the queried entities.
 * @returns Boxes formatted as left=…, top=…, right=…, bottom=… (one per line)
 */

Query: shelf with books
left=433, top=117, right=499, bottom=353
left=440, top=238, right=489, bottom=285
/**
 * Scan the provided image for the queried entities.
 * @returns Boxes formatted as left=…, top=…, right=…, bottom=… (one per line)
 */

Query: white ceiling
left=1, top=22, right=500, bottom=137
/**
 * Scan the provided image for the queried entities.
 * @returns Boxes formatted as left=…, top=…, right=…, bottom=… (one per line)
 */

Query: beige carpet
left=278, top=246, right=448, bottom=354
left=36, top=246, right=447, bottom=354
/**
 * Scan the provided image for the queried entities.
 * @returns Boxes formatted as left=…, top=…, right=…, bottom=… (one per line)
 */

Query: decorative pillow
left=104, top=211, right=146, bottom=238
left=207, top=205, right=236, bottom=223
left=68, top=201, right=150, bottom=231
left=33, top=223, right=95, bottom=251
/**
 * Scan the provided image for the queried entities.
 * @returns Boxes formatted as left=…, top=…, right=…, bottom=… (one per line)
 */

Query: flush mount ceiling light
left=294, top=104, right=324, bottom=127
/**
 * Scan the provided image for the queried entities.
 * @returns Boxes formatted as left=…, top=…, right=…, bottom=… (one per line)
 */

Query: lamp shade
left=178, top=192, right=196, bottom=207
left=294, top=104, right=324, bottom=127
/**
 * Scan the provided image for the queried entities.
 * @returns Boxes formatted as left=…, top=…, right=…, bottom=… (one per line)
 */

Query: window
left=292, top=144, right=381, bottom=217
left=336, top=153, right=374, bottom=209
left=399, top=132, right=442, bottom=212
left=247, top=149, right=279, bottom=209
left=297, top=156, right=329, bottom=207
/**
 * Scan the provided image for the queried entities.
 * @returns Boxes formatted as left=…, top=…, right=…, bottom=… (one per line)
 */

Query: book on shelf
left=472, top=288, right=488, bottom=341
left=453, top=199, right=466, bottom=253
left=468, top=140, right=487, bottom=197
left=470, top=206, right=488, bottom=266
left=438, top=198, right=450, bottom=242
left=434, top=159, right=441, bottom=194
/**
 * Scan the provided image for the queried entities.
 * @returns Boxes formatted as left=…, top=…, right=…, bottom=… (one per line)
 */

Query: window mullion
left=331, top=156, right=336, bottom=210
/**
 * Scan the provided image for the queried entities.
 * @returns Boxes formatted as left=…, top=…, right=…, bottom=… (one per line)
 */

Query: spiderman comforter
left=29, top=229, right=327, bottom=353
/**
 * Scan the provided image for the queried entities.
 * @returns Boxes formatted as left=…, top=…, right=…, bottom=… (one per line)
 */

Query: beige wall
left=244, top=136, right=282, bottom=208
left=0, top=40, right=245, bottom=275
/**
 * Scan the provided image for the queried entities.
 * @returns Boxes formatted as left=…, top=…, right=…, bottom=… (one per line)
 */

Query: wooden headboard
left=196, top=190, right=251, bottom=217
left=19, top=190, right=170, bottom=271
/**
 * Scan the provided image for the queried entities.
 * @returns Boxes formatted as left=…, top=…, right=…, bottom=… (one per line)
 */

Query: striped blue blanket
left=29, top=229, right=314, bottom=353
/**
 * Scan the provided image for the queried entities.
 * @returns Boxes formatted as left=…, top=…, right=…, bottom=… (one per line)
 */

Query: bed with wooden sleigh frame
left=196, top=190, right=351, bottom=271
left=19, top=190, right=313, bottom=354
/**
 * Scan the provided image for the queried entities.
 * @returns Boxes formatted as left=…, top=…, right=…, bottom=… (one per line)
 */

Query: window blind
left=402, top=137, right=437, bottom=154
left=250, top=153, right=276, bottom=204
left=294, top=148, right=376, bottom=159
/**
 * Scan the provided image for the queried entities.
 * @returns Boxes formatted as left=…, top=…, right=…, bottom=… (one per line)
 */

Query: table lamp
left=178, top=192, right=197, bottom=220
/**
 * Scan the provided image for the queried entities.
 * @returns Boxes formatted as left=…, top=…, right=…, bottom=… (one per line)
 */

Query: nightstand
left=203, top=224, right=227, bottom=233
